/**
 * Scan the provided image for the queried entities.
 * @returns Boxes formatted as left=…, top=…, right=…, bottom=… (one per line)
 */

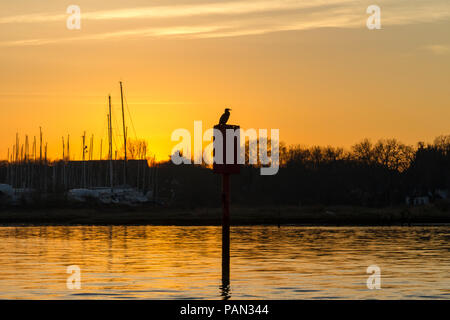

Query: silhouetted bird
left=219, top=108, right=231, bottom=125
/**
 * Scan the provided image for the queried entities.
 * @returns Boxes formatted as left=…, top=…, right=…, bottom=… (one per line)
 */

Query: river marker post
left=213, top=124, right=240, bottom=295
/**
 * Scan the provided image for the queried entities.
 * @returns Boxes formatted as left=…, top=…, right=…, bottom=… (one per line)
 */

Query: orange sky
left=1, top=0, right=449, bottom=161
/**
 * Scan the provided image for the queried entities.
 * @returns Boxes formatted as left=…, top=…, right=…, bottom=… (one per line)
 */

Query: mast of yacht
left=108, top=95, right=114, bottom=192
left=82, top=131, right=86, bottom=188
left=120, top=81, right=127, bottom=186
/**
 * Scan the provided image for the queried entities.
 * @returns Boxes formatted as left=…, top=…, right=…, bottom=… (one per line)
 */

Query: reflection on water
left=0, top=225, right=449, bottom=299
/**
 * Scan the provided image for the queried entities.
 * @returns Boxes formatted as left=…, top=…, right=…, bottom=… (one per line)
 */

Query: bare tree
left=373, top=139, right=414, bottom=171
left=126, top=138, right=148, bottom=159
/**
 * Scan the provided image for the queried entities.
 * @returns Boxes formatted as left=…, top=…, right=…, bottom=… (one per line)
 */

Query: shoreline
left=0, top=204, right=449, bottom=226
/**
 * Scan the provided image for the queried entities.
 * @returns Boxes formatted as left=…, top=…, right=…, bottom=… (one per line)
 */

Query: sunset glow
left=1, top=0, right=449, bottom=161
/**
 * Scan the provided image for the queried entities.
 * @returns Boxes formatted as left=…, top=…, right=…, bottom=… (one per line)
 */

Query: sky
left=0, top=0, right=449, bottom=161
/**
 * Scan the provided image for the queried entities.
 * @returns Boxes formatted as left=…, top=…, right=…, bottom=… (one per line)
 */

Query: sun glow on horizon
left=0, top=0, right=449, bottom=161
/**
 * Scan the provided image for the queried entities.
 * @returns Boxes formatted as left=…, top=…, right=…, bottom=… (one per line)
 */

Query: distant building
left=406, top=189, right=448, bottom=206
left=435, top=189, right=448, bottom=200
left=406, top=196, right=429, bottom=206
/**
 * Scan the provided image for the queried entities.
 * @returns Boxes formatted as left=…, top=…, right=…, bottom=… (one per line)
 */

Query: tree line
left=156, top=135, right=450, bottom=208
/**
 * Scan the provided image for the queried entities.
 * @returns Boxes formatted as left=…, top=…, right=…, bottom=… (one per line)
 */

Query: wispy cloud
left=423, top=44, right=450, bottom=55
left=0, top=1, right=354, bottom=24
left=1, top=0, right=449, bottom=46
left=0, top=25, right=224, bottom=47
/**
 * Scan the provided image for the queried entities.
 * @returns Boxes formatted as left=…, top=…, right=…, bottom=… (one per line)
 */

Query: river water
left=0, top=225, right=449, bottom=299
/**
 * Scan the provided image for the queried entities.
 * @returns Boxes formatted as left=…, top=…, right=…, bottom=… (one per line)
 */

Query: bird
left=219, top=108, right=231, bottom=125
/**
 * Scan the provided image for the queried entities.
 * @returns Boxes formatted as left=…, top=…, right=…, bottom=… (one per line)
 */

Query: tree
left=126, top=138, right=148, bottom=159
left=352, top=139, right=375, bottom=164
left=373, top=139, right=414, bottom=172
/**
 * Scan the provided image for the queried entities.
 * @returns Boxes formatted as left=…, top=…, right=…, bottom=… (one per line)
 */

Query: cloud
left=0, top=1, right=354, bottom=24
left=0, top=25, right=224, bottom=47
left=423, top=44, right=450, bottom=55
left=1, top=0, right=449, bottom=46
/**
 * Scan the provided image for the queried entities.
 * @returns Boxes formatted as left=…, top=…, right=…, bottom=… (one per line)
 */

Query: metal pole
left=222, top=172, right=230, bottom=289
left=39, top=128, right=42, bottom=163
left=120, top=81, right=127, bottom=185
left=67, top=135, right=70, bottom=161
left=99, top=139, right=102, bottom=160
left=62, top=136, right=66, bottom=189
left=82, top=131, right=86, bottom=188
left=44, top=143, right=47, bottom=192
left=108, top=95, right=114, bottom=192
left=6, top=148, right=9, bottom=185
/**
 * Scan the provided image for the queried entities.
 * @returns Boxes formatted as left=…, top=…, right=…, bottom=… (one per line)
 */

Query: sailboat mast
left=108, top=95, right=114, bottom=192
left=120, top=81, right=127, bottom=185
left=82, top=131, right=86, bottom=188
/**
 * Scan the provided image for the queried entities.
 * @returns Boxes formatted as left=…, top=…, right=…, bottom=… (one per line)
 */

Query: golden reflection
left=0, top=226, right=449, bottom=299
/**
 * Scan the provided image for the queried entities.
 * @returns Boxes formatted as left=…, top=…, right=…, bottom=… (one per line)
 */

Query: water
left=0, top=225, right=449, bottom=299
